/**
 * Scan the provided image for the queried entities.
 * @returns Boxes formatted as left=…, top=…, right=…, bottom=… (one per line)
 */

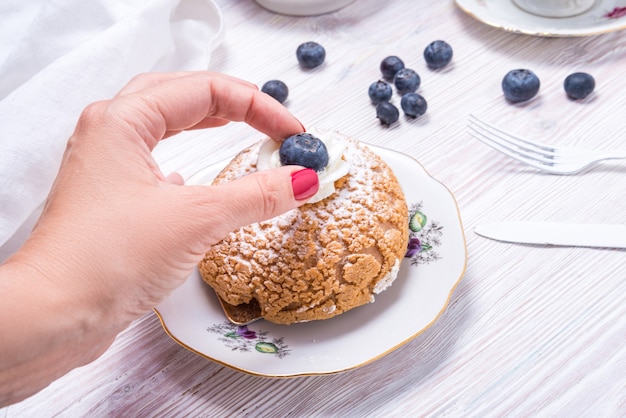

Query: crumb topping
left=198, top=130, right=408, bottom=324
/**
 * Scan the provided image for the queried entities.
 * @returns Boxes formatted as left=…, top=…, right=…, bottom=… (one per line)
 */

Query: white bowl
left=254, top=0, right=356, bottom=16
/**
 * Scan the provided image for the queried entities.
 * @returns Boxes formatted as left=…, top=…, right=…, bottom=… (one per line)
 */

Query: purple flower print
left=235, top=326, right=257, bottom=339
left=605, top=7, right=626, bottom=19
left=405, top=238, right=422, bottom=257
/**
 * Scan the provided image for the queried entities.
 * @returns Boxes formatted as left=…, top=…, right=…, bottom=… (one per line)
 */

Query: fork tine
left=469, top=115, right=594, bottom=164
left=467, top=125, right=559, bottom=172
left=467, top=115, right=626, bottom=174
left=467, top=117, right=560, bottom=166
left=468, top=114, right=555, bottom=153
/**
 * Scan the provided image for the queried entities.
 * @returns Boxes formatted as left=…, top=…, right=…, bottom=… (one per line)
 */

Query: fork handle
left=598, top=151, right=626, bottom=161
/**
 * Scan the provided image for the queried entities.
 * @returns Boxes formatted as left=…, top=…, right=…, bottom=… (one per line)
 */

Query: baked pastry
left=198, top=128, right=408, bottom=324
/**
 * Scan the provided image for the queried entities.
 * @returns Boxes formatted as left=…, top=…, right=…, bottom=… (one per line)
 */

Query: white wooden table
left=3, top=0, right=625, bottom=416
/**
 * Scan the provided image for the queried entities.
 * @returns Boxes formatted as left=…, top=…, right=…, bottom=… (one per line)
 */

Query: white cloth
left=0, top=0, right=224, bottom=249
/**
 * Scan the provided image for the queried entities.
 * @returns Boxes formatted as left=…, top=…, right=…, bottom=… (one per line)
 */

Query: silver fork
left=468, top=114, right=626, bottom=174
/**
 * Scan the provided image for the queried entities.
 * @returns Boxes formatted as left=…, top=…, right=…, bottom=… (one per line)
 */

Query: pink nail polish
left=291, top=168, right=319, bottom=200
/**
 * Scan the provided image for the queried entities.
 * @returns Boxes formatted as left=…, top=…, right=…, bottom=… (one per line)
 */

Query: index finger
left=111, top=72, right=304, bottom=148
left=114, top=71, right=257, bottom=97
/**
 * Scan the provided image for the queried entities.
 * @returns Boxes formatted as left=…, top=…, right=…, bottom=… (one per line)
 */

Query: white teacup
left=512, top=0, right=596, bottom=18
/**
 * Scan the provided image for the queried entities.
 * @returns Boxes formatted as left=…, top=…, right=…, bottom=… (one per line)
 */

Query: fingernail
left=291, top=168, right=319, bottom=200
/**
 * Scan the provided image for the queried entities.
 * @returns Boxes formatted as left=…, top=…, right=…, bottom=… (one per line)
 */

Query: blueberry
left=261, top=80, right=289, bottom=103
left=423, top=40, right=453, bottom=69
left=400, top=93, right=428, bottom=117
left=502, top=69, right=540, bottom=103
left=376, top=101, right=399, bottom=125
left=394, top=68, right=421, bottom=95
left=380, top=55, right=405, bottom=81
left=279, top=133, right=329, bottom=172
left=564, top=72, right=595, bottom=100
left=368, top=80, right=393, bottom=104
left=296, top=42, right=326, bottom=69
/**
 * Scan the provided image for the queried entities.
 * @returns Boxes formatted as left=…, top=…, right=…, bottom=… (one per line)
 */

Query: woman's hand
left=0, top=71, right=318, bottom=405
left=36, top=71, right=315, bottom=316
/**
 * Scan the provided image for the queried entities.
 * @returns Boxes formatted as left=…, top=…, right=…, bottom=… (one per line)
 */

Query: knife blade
left=474, top=221, right=626, bottom=248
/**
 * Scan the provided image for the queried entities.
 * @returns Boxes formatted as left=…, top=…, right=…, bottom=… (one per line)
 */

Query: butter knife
left=474, top=221, right=626, bottom=248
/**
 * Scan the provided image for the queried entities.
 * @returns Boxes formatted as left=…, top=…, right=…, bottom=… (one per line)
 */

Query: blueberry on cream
left=257, top=128, right=350, bottom=203
left=279, top=133, right=329, bottom=172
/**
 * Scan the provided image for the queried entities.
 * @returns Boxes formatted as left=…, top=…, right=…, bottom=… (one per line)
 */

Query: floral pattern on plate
left=207, top=322, right=290, bottom=358
left=405, top=202, right=443, bottom=265
left=605, top=7, right=626, bottom=18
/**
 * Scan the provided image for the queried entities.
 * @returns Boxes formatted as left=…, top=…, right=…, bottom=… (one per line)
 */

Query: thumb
left=184, top=166, right=319, bottom=245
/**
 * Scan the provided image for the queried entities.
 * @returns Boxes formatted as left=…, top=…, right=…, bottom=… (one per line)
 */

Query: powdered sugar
left=200, top=129, right=408, bottom=324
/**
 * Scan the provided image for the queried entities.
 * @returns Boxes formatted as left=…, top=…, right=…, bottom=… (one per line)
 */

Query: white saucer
left=455, top=0, right=626, bottom=37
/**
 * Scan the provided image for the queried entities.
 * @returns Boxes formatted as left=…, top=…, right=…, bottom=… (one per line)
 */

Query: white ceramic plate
left=154, top=145, right=467, bottom=377
left=455, top=0, right=626, bottom=37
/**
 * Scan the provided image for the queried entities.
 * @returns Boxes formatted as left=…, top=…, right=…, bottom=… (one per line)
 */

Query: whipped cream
left=257, top=128, right=351, bottom=203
